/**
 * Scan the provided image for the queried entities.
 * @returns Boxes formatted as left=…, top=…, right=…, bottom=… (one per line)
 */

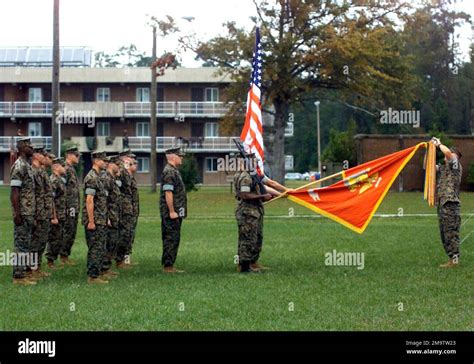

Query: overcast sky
left=1, top=0, right=473, bottom=66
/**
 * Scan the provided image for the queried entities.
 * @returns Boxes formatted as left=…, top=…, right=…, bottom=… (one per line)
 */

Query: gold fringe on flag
left=423, top=141, right=437, bottom=206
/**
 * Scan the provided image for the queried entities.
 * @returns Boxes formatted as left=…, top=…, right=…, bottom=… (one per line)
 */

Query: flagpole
left=264, top=170, right=345, bottom=205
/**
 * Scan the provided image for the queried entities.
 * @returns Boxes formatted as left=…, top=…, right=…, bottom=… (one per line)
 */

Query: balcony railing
left=124, top=102, right=176, bottom=117
left=128, top=136, right=239, bottom=152
left=0, top=102, right=12, bottom=116
left=0, top=102, right=65, bottom=117
left=0, top=101, right=232, bottom=118
left=176, top=102, right=231, bottom=117
left=0, top=136, right=52, bottom=151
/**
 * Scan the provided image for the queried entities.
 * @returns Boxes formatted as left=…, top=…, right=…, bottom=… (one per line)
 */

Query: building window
left=97, top=122, right=110, bottom=137
left=205, top=157, right=218, bottom=172
left=96, top=88, right=110, bottom=102
left=136, top=122, right=150, bottom=137
left=285, top=155, right=294, bottom=171
left=204, top=122, right=219, bottom=138
left=137, top=157, right=150, bottom=173
left=205, top=87, right=219, bottom=102
left=28, top=122, right=42, bottom=136
left=28, top=88, right=42, bottom=102
left=136, top=87, right=150, bottom=102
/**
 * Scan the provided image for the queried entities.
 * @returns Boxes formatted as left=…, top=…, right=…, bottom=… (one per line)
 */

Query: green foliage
left=321, top=119, right=357, bottom=166
left=179, top=155, right=200, bottom=192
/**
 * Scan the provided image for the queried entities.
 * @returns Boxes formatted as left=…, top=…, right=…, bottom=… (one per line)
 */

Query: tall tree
left=184, top=0, right=415, bottom=182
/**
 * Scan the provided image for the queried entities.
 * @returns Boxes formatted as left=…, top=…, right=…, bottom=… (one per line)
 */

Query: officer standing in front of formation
left=101, top=155, right=121, bottom=279
left=29, top=146, right=52, bottom=280
left=82, top=152, right=109, bottom=284
left=160, top=147, right=187, bottom=273
left=62, top=146, right=81, bottom=266
left=46, top=158, right=67, bottom=269
left=10, top=138, right=36, bottom=286
left=431, top=137, right=463, bottom=268
left=116, top=150, right=136, bottom=268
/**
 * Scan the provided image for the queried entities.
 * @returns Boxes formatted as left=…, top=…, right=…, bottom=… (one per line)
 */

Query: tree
left=183, top=0, right=415, bottom=182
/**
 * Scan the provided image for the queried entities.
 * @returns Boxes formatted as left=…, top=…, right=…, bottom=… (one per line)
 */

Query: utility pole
left=52, top=0, right=60, bottom=156
left=315, top=101, right=321, bottom=174
left=150, top=26, right=157, bottom=192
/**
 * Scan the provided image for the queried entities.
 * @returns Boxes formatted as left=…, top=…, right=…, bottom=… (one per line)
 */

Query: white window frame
left=136, top=122, right=150, bottom=137
left=136, top=87, right=150, bottom=102
left=205, top=87, right=219, bottom=102
left=28, top=122, right=42, bottom=136
left=137, top=157, right=150, bottom=173
left=28, top=88, right=42, bottom=102
left=205, top=157, right=218, bottom=173
left=204, top=122, right=219, bottom=138
left=97, top=121, right=110, bottom=137
left=285, top=155, right=294, bottom=171
left=96, top=87, right=110, bottom=102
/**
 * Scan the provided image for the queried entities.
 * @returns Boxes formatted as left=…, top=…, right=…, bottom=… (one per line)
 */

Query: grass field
left=0, top=185, right=473, bottom=331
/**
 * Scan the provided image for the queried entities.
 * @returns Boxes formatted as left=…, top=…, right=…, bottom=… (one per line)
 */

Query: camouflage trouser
left=61, top=208, right=79, bottom=257
left=12, top=216, right=34, bottom=279
left=102, top=226, right=119, bottom=272
left=127, top=214, right=139, bottom=255
left=236, top=209, right=263, bottom=264
left=437, top=202, right=461, bottom=259
left=161, top=217, right=182, bottom=267
left=46, top=221, right=64, bottom=262
left=85, top=225, right=107, bottom=278
left=116, top=214, right=134, bottom=262
left=31, top=219, right=50, bottom=268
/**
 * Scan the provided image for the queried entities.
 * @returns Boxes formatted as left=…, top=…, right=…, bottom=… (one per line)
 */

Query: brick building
left=0, top=66, right=242, bottom=185
left=355, top=134, right=474, bottom=191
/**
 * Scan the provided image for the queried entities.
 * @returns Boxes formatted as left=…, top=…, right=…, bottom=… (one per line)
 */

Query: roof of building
left=0, top=67, right=233, bottom=84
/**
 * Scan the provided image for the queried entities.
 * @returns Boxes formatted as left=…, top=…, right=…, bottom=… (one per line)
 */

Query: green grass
left=0, top=186, right=473, bottom=331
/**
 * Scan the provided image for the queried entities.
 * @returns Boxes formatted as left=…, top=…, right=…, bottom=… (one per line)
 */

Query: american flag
left=240, top=27, right=264, bottom=176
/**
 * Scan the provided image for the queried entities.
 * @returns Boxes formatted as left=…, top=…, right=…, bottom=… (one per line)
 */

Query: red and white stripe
left=240, top=83, right=264, bottom=175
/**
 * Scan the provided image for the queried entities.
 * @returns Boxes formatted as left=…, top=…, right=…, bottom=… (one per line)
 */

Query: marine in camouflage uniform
left=234, top=159, right=269, bottom=273
left=129, top=169, right=139, bottom=257
left=433, top=138, right=463, bottom=267
left=62, top=147, right=81, bottom=263
left=116, top=151, right=135, bottom=266
left=82, top=152, right=109, bottom=283
left=30, top=147, right=53, bottom=276
left=160, top=147, right=187, bottom=272
left=10, top=138, right=36, bottom=284
left=101, top=156, right=122, bottom=274
left=46, top=158, right=67, bottom=266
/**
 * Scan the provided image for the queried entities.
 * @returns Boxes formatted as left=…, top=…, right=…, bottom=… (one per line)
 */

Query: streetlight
left=314, top=101, right=321, bottom=175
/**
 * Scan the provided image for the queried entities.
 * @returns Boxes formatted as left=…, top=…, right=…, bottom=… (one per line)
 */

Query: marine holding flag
left=236, top=27, right=290, bottom=273
left=431, top=137, right=463, bottom=268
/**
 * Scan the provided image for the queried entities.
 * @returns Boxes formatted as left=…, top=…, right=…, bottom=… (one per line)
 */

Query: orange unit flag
left=287, top=143, right=427, bottom=234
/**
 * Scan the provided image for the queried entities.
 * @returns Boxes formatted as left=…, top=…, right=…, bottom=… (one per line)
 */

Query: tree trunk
left=266, top=100, right=288, bottom=184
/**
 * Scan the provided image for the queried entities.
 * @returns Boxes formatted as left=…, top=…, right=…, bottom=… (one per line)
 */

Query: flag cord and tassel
left=264, top=170, right=345, bottom=205
left=424, top=141, right=436, bottom=207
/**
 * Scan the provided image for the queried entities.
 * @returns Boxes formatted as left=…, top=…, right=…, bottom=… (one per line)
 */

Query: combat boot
left=87, top=277, right=109, bottom=284
left=100, top=270, right=119, bottom=279
left=13, top=277, right=37, bottom=286
left=116, top=261, right=131, bottom=269
left=439, top=258, right=459, bottom=268
left=32, top=269, right=50, bottom=278
left=163, top=266, right=185, bottom=273
left=25, top=271, right=41, bottom=281
left=251, top=262, right=270, bottom=271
